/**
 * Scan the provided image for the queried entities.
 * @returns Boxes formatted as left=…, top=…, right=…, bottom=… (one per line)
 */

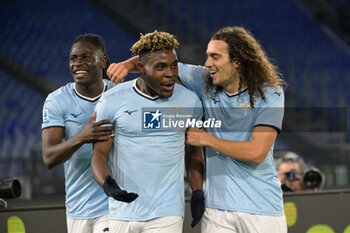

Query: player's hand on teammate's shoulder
left=79, top=112, right=113, bottom=143
left=107, top=56, right=140, bottom=83
left=107, top=62, right=129, bottom=84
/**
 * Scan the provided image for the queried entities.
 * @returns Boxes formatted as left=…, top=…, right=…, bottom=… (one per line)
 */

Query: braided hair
left=72, top=33, right=110, bottom=79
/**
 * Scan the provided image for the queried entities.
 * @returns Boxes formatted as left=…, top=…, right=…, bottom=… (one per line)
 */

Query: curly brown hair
left=207, top=26, right=284, bottom=108
left=131, top=30, right=179, bottom=61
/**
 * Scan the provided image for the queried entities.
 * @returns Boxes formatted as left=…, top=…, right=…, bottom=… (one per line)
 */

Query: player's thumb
left=89, top=111, right=97, bottom=123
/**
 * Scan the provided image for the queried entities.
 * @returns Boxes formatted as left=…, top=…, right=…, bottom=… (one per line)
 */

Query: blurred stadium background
left=0, top=0, right=350, bottom=202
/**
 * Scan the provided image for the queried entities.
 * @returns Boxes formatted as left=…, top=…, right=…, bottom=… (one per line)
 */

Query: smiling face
left=69, top=42, right=106, bottom=87
left=205, top=40, right=239, bottom=92
left=138, top=49, right=178, bottom=98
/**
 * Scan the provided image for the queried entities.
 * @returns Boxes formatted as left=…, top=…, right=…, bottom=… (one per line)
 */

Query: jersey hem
left=66, top=211, right=109, bottom=220
left=109, top=213, right=184, bottom=222
left=41, top=125, right=65, bottom=130
left=254, top=123, right=281, bottom=134
left=205, top=204, right=284, bottom=217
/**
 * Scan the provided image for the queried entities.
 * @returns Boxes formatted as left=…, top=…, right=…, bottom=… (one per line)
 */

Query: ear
left=233, top=61, right=239, bottom=69
left=100, top=55, right=107, bottom=69
left=138, top=61, right=146, bottom=75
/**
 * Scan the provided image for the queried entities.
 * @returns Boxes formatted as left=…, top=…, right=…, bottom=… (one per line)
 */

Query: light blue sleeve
left=41, top=93, right=65, bottom=129
left=194, top=95, right=203, bottom=121
left=254, top=86, right=285, bottom=133
left=178, top=63, right=208, bottom=97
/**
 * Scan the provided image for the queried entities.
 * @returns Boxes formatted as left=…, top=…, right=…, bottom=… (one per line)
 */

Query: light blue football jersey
left=94, top=79, right=203, bottom=221
left=42, top=80, right=114, bottom=219
left=178, top=63, right=285, bottom=216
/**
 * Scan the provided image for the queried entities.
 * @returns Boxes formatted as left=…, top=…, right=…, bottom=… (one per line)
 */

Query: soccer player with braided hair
left=91, top=31, right=204, bottom=233
left=42, top=33, right=115, bottom=233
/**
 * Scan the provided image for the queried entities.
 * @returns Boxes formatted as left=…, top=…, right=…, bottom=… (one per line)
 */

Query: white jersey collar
left=132, top=79, right=159, bottom=100
left=74, top=80, right=107, bottom=102
left=224, top=87, right=248, bottom=97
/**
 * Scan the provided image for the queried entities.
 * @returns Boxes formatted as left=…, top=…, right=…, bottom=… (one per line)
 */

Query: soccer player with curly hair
left=91, top=31, right=204, bottom=233
left=107, top=26, right=287, bottom=233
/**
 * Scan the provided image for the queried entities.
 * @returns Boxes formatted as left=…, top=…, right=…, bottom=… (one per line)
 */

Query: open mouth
left=74, top=70, right=88, bottom=78
left=209, top=70, right=217, bottom=77
left=162, top=82, right=175, bottom=91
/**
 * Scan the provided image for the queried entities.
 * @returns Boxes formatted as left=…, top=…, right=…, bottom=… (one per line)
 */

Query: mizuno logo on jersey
left=274, top=91, right=281, bottom=96
left=70, top=112, right=82, bottom=118
left=124, top=110, right=137, bottom=115
left=211, top=97, right=220, bottom=104
left=143, top=110, right=162, bottom=129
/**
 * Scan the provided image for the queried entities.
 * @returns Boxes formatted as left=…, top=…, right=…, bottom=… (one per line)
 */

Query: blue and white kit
left=178, top=63, right=285, bottom=216
left=94, top=79, right=203, bottom=221
left=42, top=80, right=114, bottom=219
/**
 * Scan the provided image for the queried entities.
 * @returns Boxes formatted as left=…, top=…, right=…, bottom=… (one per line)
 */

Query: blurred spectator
left=275, top=151, right=325, bottom=192
left=275, top=151, right=308, bottom=192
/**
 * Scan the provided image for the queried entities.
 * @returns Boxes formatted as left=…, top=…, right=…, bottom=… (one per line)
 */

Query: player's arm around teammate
left=186, top=126, right=278, bottom=164
left=42, top=112, right=113, bottom=169
left=107, top=56, right=139, bottom=84
left=106, top=58, right=276, bottom=162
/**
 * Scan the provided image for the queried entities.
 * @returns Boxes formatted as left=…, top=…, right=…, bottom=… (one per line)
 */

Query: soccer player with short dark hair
left=42, top=33, right=114, bottom=233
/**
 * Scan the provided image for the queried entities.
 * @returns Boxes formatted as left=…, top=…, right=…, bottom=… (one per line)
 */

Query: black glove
left=190, top=190, right=205, bottom=228
left=103, top=175, right=138, bottom=203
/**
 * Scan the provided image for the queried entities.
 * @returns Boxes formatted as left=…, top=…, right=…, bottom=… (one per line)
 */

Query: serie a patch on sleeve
left=43, top=108, right=50, bottom=124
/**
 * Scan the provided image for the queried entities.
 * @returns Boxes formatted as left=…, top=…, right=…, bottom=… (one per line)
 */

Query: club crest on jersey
left=43, top=109, right=49, bottom=123
left=239, top=103, right=251, bottom=109
left=239, top=103, right=251, bottom=117
left=143, top=109, right=162, bottom=129
left=169, top=106, right=183, bottom=112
